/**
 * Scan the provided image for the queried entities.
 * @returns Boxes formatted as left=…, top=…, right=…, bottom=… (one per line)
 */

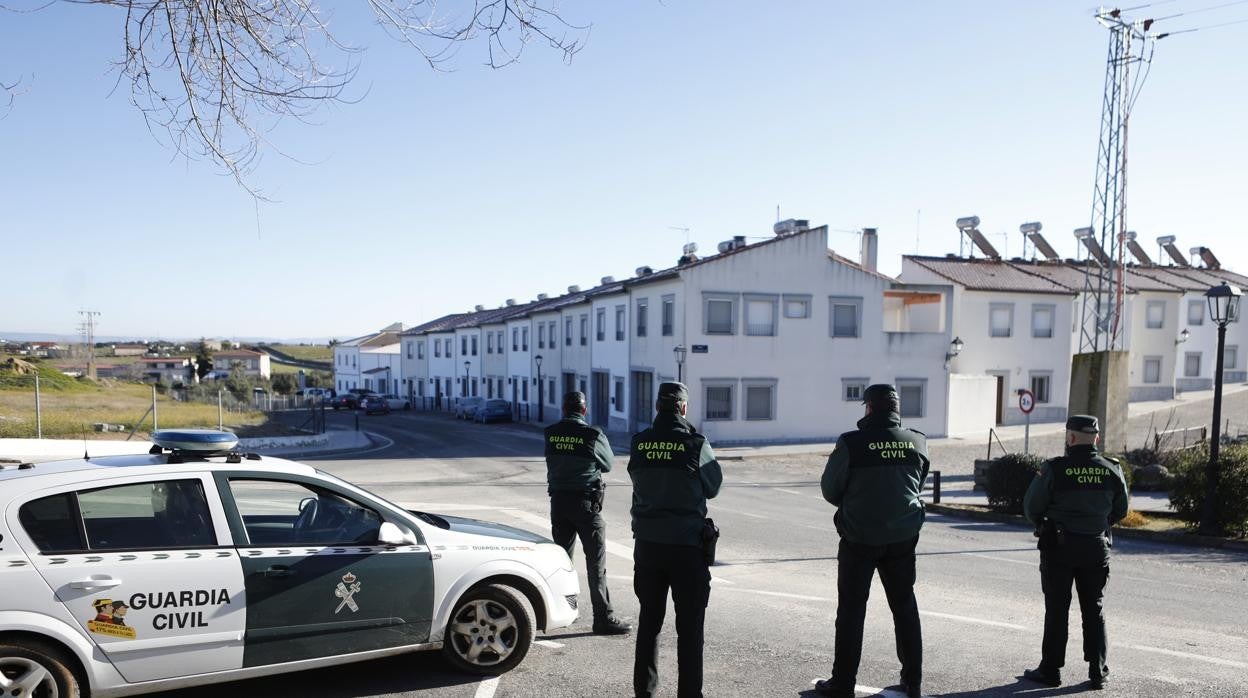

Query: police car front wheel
left=442, top=583, right=536, bottom=675
left=0, top=639, right=82, bottom=698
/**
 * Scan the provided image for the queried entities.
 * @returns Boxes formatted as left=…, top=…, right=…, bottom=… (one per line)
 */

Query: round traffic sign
left=1018, top=389, right=1036, bottom=414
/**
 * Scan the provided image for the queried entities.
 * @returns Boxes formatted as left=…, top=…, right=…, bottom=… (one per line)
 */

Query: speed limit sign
left=1018, top=389, right=1036, bottom=414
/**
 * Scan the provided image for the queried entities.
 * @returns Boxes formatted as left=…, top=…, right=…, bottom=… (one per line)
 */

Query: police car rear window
left=78, top=480, right=216, bottom=550
left=19, top=494, right=84, bottom=553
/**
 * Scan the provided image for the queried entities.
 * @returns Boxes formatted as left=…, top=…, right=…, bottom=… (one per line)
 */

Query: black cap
left=111, top=600, right=129, bottom=608
left=1066, top=415, right=1099, bottom=434
left=862, top=384, right=899, bottom=407
left=562, top=391, right=587, bottom=412
left=657, top=382, right=689, bottom=403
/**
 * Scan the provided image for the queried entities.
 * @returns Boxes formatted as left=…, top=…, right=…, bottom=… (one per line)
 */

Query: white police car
left=0, top=430, right=579, bottom=697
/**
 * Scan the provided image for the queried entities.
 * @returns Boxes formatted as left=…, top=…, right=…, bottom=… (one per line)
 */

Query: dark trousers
left=1039, top=533, right=1110, bottom=676
left=633, top=539, right=711, bottom=698
left=550, top=491, right=613, bottom=620
left=830, top=535, right=922, bottom=691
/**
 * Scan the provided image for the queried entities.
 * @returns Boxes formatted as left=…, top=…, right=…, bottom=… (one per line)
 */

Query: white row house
left=385, top=223, right=976, bottom=442
left=333, top=324, right=404, bottom=394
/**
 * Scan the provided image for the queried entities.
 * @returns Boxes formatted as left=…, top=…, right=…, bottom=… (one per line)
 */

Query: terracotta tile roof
left=906, top=256, right=1074, bottom=294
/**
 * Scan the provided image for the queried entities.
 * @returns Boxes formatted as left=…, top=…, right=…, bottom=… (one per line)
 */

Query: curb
left=926, top=503, right=1248, bottom=553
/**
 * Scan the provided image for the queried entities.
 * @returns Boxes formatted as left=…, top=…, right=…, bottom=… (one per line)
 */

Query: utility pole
left=1070, top=7, right=1163, bottom=454
left=78, top=309, right=101, bottom=380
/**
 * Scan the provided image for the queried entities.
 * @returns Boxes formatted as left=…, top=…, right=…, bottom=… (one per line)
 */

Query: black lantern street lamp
left=674, top=345, right=687, bottom=383
left=535, top=354, right=544, bottom=422
left=463, top=361, right=471, bottom=399
left=1200, top=281, right=1242, bottom=535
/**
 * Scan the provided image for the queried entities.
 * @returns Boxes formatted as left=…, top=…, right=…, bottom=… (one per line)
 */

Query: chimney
left=859, top=228, right=879, bottom=272
left=567, top=285, right=581, bottom=293
left=505, top=299, right=516, bottom=307
left=536, top=293, right=548, bottom=301
left=600, top=276, right=615, bottom=285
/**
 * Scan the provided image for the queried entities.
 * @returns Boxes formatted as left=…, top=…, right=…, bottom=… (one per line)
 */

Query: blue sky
left=2, top=1, right=1246, bottom=340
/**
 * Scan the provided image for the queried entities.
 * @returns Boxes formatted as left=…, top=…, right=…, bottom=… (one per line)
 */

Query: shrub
left=1166, top=444, right=1248, bottom=537
left=985, top=453, right=1045, bottom=515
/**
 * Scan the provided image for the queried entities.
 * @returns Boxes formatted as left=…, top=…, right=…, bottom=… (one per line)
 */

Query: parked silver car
left=454, top=396, right=485, bottom=420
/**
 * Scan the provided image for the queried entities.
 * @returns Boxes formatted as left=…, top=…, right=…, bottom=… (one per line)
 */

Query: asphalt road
left=157, top=410, right=1248, bottom=697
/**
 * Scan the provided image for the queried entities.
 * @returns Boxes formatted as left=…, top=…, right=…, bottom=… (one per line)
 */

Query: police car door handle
left=69, top=575, right=122, bottom=590
left=260, top=565, right=295, bottom=578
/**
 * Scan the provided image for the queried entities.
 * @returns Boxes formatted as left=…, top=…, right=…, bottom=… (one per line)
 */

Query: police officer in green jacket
left=544, top=391, right=631, bottom=635
left=628, top=382, right=723, bottom=698
left=816, top=384, right=929, bottom=698
left=1022, top=415, right=1129, bottom=690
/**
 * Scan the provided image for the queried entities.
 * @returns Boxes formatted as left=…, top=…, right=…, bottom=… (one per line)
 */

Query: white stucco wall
left=560, top=302, right=593, bottom=400
left=947, top=373, right=999, bottom=438
left=590, top=291, right=630, bottom=431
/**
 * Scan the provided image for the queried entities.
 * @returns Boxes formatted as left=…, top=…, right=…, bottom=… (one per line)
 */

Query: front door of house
left=631, top=371, right=654, bottom=432
left=592, top=371, right=610, bottom=427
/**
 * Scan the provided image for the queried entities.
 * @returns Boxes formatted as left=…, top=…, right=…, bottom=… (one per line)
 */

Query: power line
left=1161, top=14, right=1248, bottom=33
left=1154, top=0, right=1248, bottom=20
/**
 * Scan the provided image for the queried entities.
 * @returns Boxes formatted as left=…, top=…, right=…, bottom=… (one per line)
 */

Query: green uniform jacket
left=821, top=412, right=930, bottom=546
left=544, top=416, right=614, bottom=492
left=1024, top=445, right=1129, bottom=535
left=627, top=413, right=723, bottom=547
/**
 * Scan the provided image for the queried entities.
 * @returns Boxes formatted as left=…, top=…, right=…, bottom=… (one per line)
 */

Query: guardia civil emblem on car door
left=334, top=572, right=361, bottom=614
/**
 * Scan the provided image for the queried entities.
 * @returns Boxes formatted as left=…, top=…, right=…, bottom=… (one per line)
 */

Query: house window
left=783, top=294, right=811, bottom=319
left=512, top=329, right=519, bottom=352
left=743, top=380, right=777, bottom=420
left=896, top=379, right=926, bottom=418
left=405, top=342, right=413, bottom=360
left=1188, top=300, right=1205, bottom=326
left=596, top=309, right=606, bottom=341
left=538, top=324, right=545, bottom=349
left=704, top=383, right=734, bottom=421
left=497, top=331, right=504, bottom=352
left=1029, top=373, right=1051, bottom=404
left=522, top=327, right=529, bottom=351
left=1184, top=352, right=1201, bottom=377
left=549, top=322, right=557, bottom=347
left=418, top=342, right=425, bottom=359
left=1032, top=304, right=1055, bottom=339
left=444, top=339, right=452, bottom=357
left=637, top=299, right=648, bottom=337
left=615, top=305, right=625, bottom=341
left=549, top=378, right=556, bottom=405
left=745, top=294, right=778, bottom=336
left=830, top=297, right=863, bottom=338
left=487, top=333, right=494, bottom=354
left=1146, top=301, right=1165, bottom=329
left=614, top=377, right=624, bottom=411
left=989, top=303, right=1014, bottom=338
left=1226, top=345, right=1239, bottom=370
left=471, top=336, right=478, bottom=356
left=704, top=295, right=737, bottom=335
left=842, top=379, right=868, bottom=402
left=1143, top=357, right=1162, bottom=384
left=662, top=296, right=675, bottom=336
left=461, top=337, right=468, bottom=356
left=580, top=315, right=588, bottom=345
left=565, top=317, right=573, bottom=346
left=522, top=380, right=528, bottom=402
left=434, top=342, right=441, bottom=358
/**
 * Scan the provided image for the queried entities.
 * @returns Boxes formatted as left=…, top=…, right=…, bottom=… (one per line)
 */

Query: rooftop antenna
left=667, top=226, right=691, bottom=244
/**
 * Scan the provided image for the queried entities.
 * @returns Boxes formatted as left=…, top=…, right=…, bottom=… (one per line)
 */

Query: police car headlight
left=538, top=543, right=574, bottom=577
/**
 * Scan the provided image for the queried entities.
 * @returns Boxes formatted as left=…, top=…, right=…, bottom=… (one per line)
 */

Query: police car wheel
left=0, top=640, right=82, bottom=698
left=442, top=583, right=535, bottom=675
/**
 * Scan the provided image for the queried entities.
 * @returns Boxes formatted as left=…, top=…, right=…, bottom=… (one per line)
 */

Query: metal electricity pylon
left=78, top=309, right=101, bottom=380
left=1078, top=7, right=1160, bottom=353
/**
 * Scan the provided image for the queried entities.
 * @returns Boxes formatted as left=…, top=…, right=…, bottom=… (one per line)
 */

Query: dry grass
left=0, top=383, right=265, bottom=439
left=267, top=344, right=332, bottom=362
left=1117, top=510, right=1151, bottom=528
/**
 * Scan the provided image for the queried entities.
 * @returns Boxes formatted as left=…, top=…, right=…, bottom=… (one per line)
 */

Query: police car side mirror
left=378, top=521, right=417, bottom=546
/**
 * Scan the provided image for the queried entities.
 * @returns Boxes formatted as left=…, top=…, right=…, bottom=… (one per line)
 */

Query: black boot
left=1089, top=664, right=1109, bottom=689
left=1023, top=666, right=1061, bottom=687
left=592, top=615, right=631, bottom=635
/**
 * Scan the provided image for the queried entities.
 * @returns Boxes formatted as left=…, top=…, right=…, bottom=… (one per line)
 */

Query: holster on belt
left=1036, top=518, right=1065, bottom=550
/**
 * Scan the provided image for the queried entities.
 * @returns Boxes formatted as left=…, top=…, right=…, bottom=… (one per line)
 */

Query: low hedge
left=1166, top=443, right=1248, bottom=537
left=985, top=453, right=1044, bottom=515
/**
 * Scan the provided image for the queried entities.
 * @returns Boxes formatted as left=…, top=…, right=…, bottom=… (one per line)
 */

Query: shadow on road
left=153, top=652, right=480, bottom=697
left=937, top=675, right=1095, bottom=696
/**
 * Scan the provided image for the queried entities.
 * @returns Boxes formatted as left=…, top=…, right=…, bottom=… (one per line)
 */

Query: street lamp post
left=464, top=361, right=471, bottom=400
left=535, top=354, right=544, bottom=422
left=1200, top=282, right=1242, bottom=536
left=674, top=345, right=687, bottom=383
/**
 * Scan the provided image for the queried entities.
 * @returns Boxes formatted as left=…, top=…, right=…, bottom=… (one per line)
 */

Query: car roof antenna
left=82, top=422, right=90, bottom=461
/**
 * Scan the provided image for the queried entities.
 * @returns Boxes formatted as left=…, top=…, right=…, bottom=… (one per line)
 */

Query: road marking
left=719, top=587, right=832, bottom=602
left=473, top=676, right=500, bottom=698
left=963, top=553, right=1034, bottom=566
left=325, top=431, right=393, bottom=458
left=727, top=511, right=770, bottom=520
left=919, top=610, right=1026, bottom=631
left=1124, top=644, right=1248, bottom=669
left=799, top=524, right=836, bottom=532
left=773, top=488, right=805, bottom=496
left=535, top=639, right=565, bottom=649
left=499, top=508, right=636, bottom=559
left=808, top=680, right=912, bottom=697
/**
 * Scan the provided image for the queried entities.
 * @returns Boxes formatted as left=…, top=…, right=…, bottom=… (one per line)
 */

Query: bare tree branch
left=11, top=0, right=588, bottom=196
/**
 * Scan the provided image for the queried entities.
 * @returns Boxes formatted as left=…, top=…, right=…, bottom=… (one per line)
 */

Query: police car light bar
left=151, top=429, right=240, bottom=453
